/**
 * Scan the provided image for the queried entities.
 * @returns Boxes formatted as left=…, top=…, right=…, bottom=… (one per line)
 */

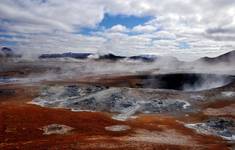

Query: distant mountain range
left=2, top=47, right=235, bottom=64
left=98, top=53, right=126, bottom=61
left=38, top=52, right=158, bottom=62
left=38, top=50, right=235, bottom=63
left=39, top=52, right=92, bottom=59
left=129, top=55, right=157, bottom=62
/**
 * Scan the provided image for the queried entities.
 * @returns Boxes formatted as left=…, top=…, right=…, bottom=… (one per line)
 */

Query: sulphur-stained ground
left=0, top=58, right=235, bottom=150
left=0, top=81, right=235, bottom=150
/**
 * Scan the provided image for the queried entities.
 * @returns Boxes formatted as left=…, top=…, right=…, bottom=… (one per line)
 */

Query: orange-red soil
left=0, top=84, right=233, bottom=150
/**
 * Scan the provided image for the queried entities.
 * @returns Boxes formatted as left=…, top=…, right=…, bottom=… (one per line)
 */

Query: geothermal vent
left=110, top=73, right=235, bottom=91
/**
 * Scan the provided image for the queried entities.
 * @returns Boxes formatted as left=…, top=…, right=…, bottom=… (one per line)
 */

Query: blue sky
left=80, top=14, right=153, bottom=35
left=0, top=32, right=14, bottom=46
left=99, top=14, right=153, bottom=29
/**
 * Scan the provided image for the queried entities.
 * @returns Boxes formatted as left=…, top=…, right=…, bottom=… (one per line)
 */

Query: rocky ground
left=0, top=59, right=235, bottom=150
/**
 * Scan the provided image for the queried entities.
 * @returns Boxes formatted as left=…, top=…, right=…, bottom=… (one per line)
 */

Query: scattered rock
left=41, top=124, right=74, bottom=135
left=105, top=93, right=137, bottom=112
left=105, top=125, right=131, bottom=132
left=140, top=99, right=190, bottom=113
left=64, top=85, right=79, bottom=97
left=69, top=97, right=97, bottom=110
left=186, top=118, right=235, bottom=140
left=206, top=118, right=234, bottom=130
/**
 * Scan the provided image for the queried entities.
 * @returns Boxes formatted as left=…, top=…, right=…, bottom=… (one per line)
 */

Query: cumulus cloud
left=0, top=0, right=235, bottom=60
left=132, top=25, right=156, bottom=33
left=107, top=24, right=129, bottom=33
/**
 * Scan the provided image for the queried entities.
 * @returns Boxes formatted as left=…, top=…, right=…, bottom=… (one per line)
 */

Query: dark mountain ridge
left=39, top=52, right=92, bottom=59
left=198, top=50, right=235, bottom=64
left=38, top=52, right=158, bottom=62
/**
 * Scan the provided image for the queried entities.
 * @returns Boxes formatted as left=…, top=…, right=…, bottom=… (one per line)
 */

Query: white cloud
left=107, top=25, right=129, bottom=33
left=132, top=25, right=156, bottom=33
left=0, top=0, right=235, bottom=60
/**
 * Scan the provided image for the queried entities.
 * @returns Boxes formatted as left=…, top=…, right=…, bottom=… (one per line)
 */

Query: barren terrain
left=0, top=53, right=235, bottom=150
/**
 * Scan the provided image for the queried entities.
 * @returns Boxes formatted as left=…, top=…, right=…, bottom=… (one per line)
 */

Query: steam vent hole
left=110, top=73, right=235, bottom=91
